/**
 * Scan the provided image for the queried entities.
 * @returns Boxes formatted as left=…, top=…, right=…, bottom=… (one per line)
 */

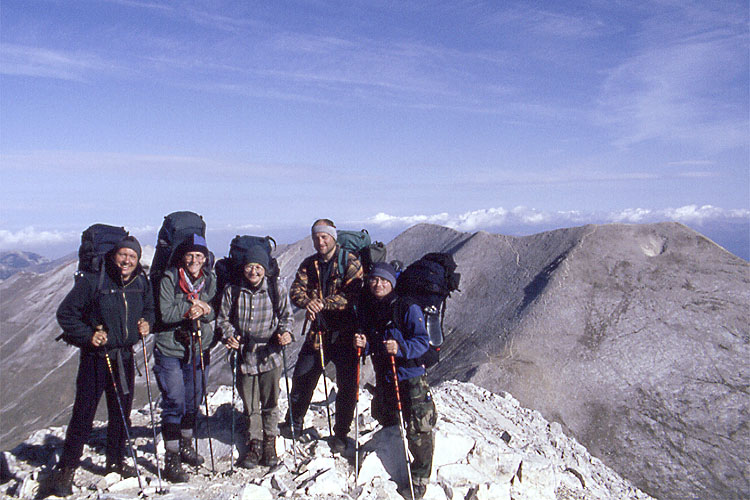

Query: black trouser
left=60, top=349, right=135, bottom=468
left=287, top=340, right=357, bottom=438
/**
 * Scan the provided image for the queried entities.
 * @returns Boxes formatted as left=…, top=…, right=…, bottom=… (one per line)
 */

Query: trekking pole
left=316, top=321, right=333, bottom=438
left=195, top=324, right=216, bottom=474
left=354, top=346, right=362, bottom=482
left=229, top=348, right=237, bottom=475
left=103, top=349, right=145, bottom=493
left=312, top=261, right=333, bottom=438
left=390, top=354, right=414, bottom=500
left=140, top=336, right=166, bottom=494
left=281, top=343, right=297, bottom=468
left=190, top=329, right=200, bottom=468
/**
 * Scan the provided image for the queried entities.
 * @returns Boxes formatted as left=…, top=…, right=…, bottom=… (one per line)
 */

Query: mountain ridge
left=1, top=221, right=747, bottom=500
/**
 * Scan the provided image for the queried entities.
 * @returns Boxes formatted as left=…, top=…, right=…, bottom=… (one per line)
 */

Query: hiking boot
left=105, top=460, right=137, bottom=478
left=279, top=420, right=303, bottom=440
left=179, top=437, right=205, bottom=467
left=398, top=482, right=427, bottom=500
left=238, top=439, right=262, bottom=469
left=330, top=435, right=347, bottom=454
left=163, top=451, right=188, bottom=483
left=51, top=465, right=75, bottom=497
left=260, top=435, right=278, bottom=467
left=413, top=483, right=427, bottom=499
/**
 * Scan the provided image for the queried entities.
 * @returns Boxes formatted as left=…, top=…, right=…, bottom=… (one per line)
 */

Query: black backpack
left=76, top=224, right=129, bottom=277
left=395, top=252, right=460, bottom=368
left=213, top=235, right=282, bottom=325
left=337, top=229, right=387, bottom=276
left=151, top=211, right=208, bottom=275
left=150, top=211, right=212, bottom=332
left=57, top=224, right=132, bottom=347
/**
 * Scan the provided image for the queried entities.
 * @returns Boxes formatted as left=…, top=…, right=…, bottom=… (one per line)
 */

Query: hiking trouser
left=372, top=373, right=436, bottom=482
left=60, top=349, right=135, bottom=468
left=238, top=366, right=281, bottom=440
left=287, top=340, right=357, bottom=438
left=153, top=347, right=208, bottom=428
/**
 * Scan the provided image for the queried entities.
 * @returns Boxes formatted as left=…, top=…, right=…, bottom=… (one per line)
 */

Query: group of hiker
left=51, top=214, right=459, bottom=500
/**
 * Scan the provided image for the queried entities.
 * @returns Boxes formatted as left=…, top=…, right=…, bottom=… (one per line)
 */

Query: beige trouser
left=238, top=366, right=281, bottom=440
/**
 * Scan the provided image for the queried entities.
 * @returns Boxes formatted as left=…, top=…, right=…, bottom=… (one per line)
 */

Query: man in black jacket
left=52, top=236, right=154, bottom=497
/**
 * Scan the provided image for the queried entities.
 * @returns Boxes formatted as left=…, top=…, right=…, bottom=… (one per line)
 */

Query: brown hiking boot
left=238, top=438, right=262, bottom=468
left=179, top=437, right=205, bottom=467
left=163, top=451, right=188, bottom=483
left=261, top=434, right=278, bottom=467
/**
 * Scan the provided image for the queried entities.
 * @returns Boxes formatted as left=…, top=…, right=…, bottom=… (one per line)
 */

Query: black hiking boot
left=179, top=437, right=204, bottom=467
left=51, top=465, right=75, bottom=497
left=163, top=451, right=188, bottom=483
left=260, top=435, right=278, bottom=467
left=238, top=438, right=262, bottom=468
left=330, top=434, right=347, bottom=454
left=105, top=460, right=137, bottom=478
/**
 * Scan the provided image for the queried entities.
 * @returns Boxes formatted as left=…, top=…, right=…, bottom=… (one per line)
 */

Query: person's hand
left=276, top=331, right=292, bottom=346
left=187, top=298, right=211, bottom=319
left=92, top=325, right=108, bottom=347
left=354, top=333, right=367, bottom=349
left=137, top=318, right=150, bottom=337
left=305, top=298, right=325, bottom=321
left=225, top=335, right=241, bottom=350
left=384, top=339, right=399, bottom=356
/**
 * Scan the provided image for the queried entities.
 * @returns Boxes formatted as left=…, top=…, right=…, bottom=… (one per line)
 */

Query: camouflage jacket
left=289, top=245, right=363, bottom=336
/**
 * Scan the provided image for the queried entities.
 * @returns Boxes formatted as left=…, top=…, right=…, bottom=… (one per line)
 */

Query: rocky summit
left=1, top=222, right=747, bottom=500
left=1, top=377, right=652, bottom=500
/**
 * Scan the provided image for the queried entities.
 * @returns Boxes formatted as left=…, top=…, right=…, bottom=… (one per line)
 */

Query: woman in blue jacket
left=354, top=262, right=437, bottom=500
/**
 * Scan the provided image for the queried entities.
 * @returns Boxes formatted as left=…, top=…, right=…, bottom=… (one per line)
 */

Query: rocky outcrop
left=0, top=379, right=651, bottom=500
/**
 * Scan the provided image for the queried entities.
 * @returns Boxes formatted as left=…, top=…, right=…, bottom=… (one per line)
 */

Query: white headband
left=312, top=224, right=337, bottom=239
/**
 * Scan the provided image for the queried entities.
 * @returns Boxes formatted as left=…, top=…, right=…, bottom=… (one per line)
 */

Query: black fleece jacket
left=57, top=260, right=155, bottom=353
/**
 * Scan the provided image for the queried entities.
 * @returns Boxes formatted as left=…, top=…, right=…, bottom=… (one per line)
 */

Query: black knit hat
left=113, top=235, right=142, bottom=260
left=240, top=246, right=271, bottom=272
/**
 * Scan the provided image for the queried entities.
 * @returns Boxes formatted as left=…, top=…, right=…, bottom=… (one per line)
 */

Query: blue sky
left=1, top=0, right=748, bottom=259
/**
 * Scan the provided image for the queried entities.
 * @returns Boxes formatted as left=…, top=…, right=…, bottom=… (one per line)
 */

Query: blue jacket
left=357, top=294, right=429, bottom=382
left=57, top=260, right=155, bottom=353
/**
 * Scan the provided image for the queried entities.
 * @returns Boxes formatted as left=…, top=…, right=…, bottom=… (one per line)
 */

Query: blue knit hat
left=178, top=234, right=209, bottom=258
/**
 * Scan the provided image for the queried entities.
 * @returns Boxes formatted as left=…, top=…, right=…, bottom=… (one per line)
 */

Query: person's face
left=243, top=263, right=265, bottom=287
left=182, top=251, right=206, bottom=278
left=368, top=276, right=393, bottom=300
left=112, top=248, right=138, bottom=279
left=312, top=231, right=336, bottom=259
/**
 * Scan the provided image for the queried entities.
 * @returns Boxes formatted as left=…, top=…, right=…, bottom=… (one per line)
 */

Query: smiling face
left=368, top=276, right=393, bottom=300
left=243, top=263, right=265, bottom=287
left=112, top=247, right=139, bottom=280
left=312, top=231, right=337, bottom=261
left=181, top=251, right=206, bottom=279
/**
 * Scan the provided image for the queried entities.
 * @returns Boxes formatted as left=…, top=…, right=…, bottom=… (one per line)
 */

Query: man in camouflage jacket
left=285, top=218, right=363, bottom=452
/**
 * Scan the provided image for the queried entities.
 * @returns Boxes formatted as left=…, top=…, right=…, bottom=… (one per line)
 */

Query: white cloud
left=0, top=43, right=114, bottom=81
left=0, top=227, right=78, bottom=249
left=367, top=205, right=750, bottom=234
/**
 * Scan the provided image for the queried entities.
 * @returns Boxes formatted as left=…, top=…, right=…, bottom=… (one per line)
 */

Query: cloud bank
left=365, top=204, right=749, bottom=233
left=2, top=205, right=747, bottom=260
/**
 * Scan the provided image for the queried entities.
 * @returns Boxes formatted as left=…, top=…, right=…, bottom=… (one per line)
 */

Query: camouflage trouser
left=372, top=374, right=437, bottom=482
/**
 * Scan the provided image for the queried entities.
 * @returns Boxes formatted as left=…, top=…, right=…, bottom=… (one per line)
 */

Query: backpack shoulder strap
left=267, top=276, right=281, bottom=319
